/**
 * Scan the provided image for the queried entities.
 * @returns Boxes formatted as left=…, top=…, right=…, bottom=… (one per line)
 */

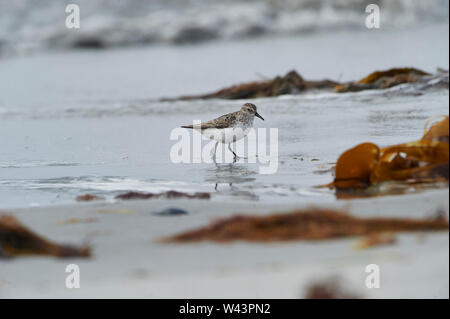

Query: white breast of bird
left=201, top=127, right=252, bottom=144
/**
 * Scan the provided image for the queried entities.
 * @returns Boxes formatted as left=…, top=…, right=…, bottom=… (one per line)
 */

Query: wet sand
left=1, top=188, right=448, bottom=298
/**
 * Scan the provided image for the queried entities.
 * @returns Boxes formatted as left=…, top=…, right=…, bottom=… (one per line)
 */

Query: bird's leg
left=228, top=143, right=238, bottom=161
left=212, top=141, right=219, bottom=163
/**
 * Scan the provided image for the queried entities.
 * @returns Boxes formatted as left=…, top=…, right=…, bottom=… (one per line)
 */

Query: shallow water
left=0, top=90, right=448, bottom=208
left=0, top=26, right=449, bottom=208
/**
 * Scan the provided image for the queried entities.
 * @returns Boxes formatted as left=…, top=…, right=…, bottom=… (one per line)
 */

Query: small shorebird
left=181, top=103, right=264, bottom=161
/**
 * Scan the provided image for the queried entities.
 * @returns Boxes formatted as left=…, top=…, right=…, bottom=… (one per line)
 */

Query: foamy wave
left=0, top=161, right=80, bottom=168
left=0, top=176, right=204, bottom=193
left=0, top=0, right=448, bottom=57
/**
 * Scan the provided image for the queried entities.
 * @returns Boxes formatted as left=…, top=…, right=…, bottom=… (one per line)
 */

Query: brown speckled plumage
left=181, top=103, right=263, bottom=130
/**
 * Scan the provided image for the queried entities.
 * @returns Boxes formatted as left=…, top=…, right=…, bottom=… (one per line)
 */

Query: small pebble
left=153, top=207, right=189, bottom=216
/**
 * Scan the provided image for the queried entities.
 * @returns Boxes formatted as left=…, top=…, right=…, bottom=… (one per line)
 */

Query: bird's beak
left=255, top=112, right=264, bottom=121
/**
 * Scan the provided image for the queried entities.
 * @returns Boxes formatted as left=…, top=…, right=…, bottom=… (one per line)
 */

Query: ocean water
left=0, top=21, right=448, bottom=208
left=0, top=0, right=448, bottom=56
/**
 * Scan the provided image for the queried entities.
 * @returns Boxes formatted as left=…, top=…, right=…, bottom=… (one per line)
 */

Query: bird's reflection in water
left=205, top=163, right=258, bottom=200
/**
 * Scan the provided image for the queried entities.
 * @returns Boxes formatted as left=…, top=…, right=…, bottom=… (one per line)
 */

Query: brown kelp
left=76, top=194, right=105, bottom=202
left=115, top=190, right=210, bottom=200
left=327, top=116, right=449, bottom=195
left=161, top=209, right=448, bottom=243
left=304, top=277, right=363, bottom=299
left=335, top=68, right=430, bottom=92
left=0, top=214, right=91, bottom=259
left=164, top=70, right=338, bottom=100
left=164, top=67, right=441, bottom=100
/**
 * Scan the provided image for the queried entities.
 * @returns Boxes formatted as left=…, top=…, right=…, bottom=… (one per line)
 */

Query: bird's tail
left=181, top=125, right=194, bottom=129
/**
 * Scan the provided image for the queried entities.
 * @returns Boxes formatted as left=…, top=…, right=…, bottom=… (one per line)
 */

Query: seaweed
left=56, top=217, right=98, bottom=225
left=115, top=190, right=210, bottom=200
left=0, top=215, right=91, bottom=259
left=327, top=116, right=449, bottom=193
left=161, top=209, right=448, bottom=243
left=164, top=70, right=338, bottom=100
left=355, top=232, right=396, bottom=250
left=335, top=68, right=430, bottom=92
left=164, top=67, right=438, bottom=100
left=304, top=277, right=363, bottom=299
left=76, top=194, right=105, bottom=202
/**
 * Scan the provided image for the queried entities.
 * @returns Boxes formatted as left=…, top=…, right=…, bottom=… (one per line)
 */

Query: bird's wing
left=181, top=112, right=238, bottom=130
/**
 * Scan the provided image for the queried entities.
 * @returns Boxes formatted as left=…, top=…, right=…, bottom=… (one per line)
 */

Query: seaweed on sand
left=76, top=194, right=105, bottom=202
left=164, top=67, right=438, bottom=100
left=161, top=209, right=448, bottom=243
left=326, top=116, right=449, bottom=195
left=115, top=190, right=210, bottom=200
left=304, top=276, right=363, bottom=299
left=0, top=214, right=91, bottom=259
left=335, top=68, right=430, bottom=92
left=355, top=232, right=396, bottom=250
left=164, top=70, right=338, bottom=100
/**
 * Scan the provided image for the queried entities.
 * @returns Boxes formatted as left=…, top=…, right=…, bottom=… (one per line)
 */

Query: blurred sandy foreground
left=0, top=187, right=448, bottom=299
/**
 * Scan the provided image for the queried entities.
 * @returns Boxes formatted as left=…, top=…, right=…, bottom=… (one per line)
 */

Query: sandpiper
left=181, top=103, right=264, bottom=161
